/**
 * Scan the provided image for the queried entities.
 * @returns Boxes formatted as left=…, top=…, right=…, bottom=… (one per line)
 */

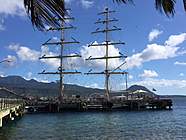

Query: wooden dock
left=112, top=99, right=172, bottom=110
left=25, top=97, right=173, bottom=113
left=0, top=98, right=24, bottom=127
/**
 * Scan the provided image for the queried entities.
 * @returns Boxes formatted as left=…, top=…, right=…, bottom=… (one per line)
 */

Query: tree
left=24, top=0, right=66, bottom=31
left=115, top=0, right=186, bottom=16
left=24, top=0, right=186, bottom=31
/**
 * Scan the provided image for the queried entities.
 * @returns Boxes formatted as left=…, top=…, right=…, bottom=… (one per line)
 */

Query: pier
left=25, top=97, right=173, bottom=113
left=0, top=98, right=24, bottom=127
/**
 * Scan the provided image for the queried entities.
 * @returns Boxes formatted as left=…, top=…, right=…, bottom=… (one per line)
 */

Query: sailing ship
left=39, top=9, right=83, bottom=111
left=36, top=8, right=172, bottom=112
left=84, top=7, right=128, bottom=110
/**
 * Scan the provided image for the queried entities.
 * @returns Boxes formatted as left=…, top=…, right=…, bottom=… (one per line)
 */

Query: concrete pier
left=0, top=98, right=24, bottom=127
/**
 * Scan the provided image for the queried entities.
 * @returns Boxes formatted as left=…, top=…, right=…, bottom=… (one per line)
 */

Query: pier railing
left=0, top=98, right=24, bottom=111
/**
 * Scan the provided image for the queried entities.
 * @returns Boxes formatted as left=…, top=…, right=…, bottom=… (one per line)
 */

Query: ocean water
left=0, top=97, right=186, bottom=140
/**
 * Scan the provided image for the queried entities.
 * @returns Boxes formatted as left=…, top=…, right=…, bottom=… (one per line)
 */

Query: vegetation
left=24, top=0, right=65, bottom=31
left=23, top=0, right=186, bottom=30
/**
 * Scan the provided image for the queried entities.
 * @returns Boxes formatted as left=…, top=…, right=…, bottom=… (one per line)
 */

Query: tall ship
left=34, top=8, right=172, bottom=112
left=84, top=7, right=128, bottom=110
left=83, top=7, right=171, bottom=111
left=39, top=9, right=83, bottom=111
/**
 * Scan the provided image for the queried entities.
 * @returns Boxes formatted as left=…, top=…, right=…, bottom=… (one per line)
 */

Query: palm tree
left=24, top=0, right=66, bottom=31
left=115, top=0, right=186, bottom=16
left=24, top=0, right=186, bottom=31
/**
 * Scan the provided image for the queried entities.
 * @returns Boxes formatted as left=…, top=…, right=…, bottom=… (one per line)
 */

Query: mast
left=105, top=8, right=109, bottom=100
left=39, top=11, right=81, bottom=101
left=60, top=20, right=64, bottom=99
left=125, top=73, right=128, bottom=90
left=85, top=8, right=128, bottom=101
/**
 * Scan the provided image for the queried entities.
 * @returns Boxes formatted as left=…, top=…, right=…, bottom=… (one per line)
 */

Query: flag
left=152, top=88, right=156, bottom=91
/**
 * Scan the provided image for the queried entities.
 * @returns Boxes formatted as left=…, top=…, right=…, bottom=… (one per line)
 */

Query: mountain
left=0, top=76, right=156, bottom=98
left=0, top=76, right=104, bottom=97
left=126, top=85, right=157, bottom=97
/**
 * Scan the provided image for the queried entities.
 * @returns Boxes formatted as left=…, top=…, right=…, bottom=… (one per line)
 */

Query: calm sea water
left=0, top=97, right=186, bottom=140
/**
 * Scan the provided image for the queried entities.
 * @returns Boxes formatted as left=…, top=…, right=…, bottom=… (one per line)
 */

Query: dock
left=111, top=98, right=172, bottom=110
left=0, top=98, right=24, bottom=127
left=25, top=97, right=173, bottom=113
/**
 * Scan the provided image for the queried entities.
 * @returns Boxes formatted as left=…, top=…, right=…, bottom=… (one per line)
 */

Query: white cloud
left=39, top=79, right=50, bottom=83
left=0, top=18, right=5, bottom=31
left=148, top=29, right=163, bottom=42
left=27, top=72, right=32, bottom=79
left=8, top=44, right=40, bottom=61
left=0, top=71, right=5, bottom=77
left=39, top=45, right=77, bottom=69
left=179, top=73, right=184, bottom=77
left=126, top=33, right=186, bottom=69
left=81, top=0, right=94, bottom=8
left=174, top=61, right=186, bottom=66
left=126, top=44, right=178, bottom=68
left=37, top=41, right=126, bottom=71
left=40, top=41, right=126, bottom=71
left=129, top=75, right=133, bottom=80
left=134, top=78, right=186, bottom=89
left=0, top=0, right=25, bottom=16
left=8, top=44, right=71, bottom=69
left=40, top=56, right=59, bottom=68
left=24, top=76, right=50, bottom=83
left=8, top=32, right=186, bottom=72
left=83, top=83, right=102, bottom=89
left=8, top=44, right=20, bottom=51
left=139, top=70, right=158, bottom=78
left=65, top=0, right=94, bottom=9
left=40, top=45, right=59, bottom=68
left=81, top=41, right=123, bottom=70
left=165, top=33, right=186, bottom=47
left=89, top=83, right=99, bottom=88
left=17, top=47, right=40, bottom=61
left=4, top=55, right=17, bottom=67
left=65, top=0, right=73, bottom=3
left=132, top=49, right=136, bottom=53
left=178, top=50, right=186, bottom=55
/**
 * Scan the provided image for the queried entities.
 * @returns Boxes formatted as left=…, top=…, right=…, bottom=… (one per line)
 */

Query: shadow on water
left=0, top=116, right=24, bottom=140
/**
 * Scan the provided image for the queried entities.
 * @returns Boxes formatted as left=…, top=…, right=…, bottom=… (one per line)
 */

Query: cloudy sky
left=0, top=0, right=186, bottom=95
